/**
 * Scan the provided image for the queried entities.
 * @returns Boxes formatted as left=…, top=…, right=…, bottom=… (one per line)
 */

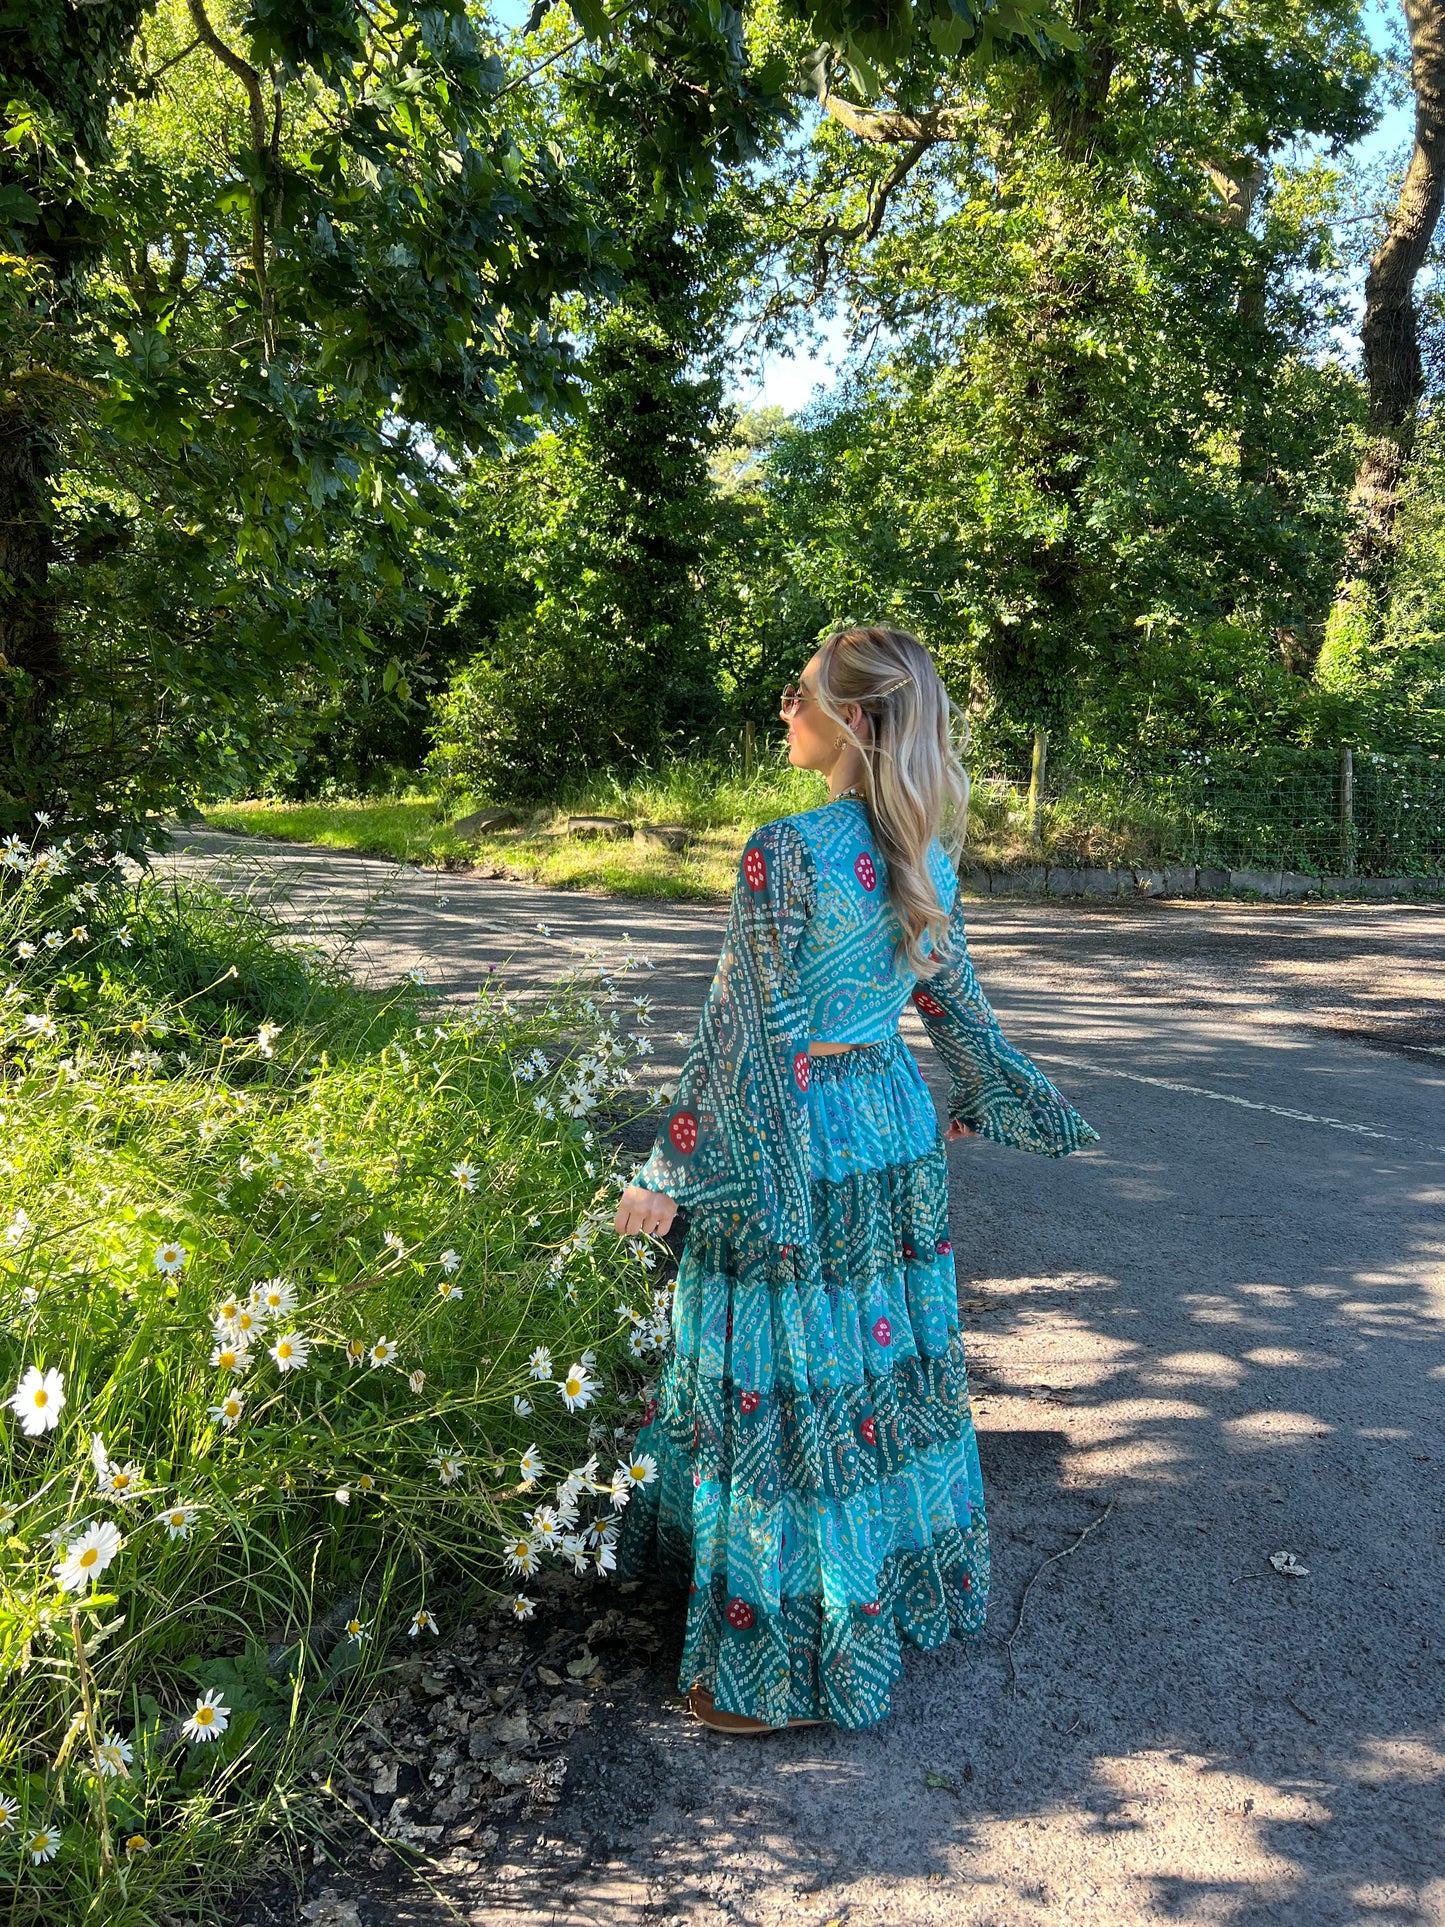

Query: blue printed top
left=634, top=798, right=1097, bottom=1251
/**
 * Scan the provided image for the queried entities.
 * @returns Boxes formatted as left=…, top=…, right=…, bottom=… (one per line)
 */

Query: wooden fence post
left=1339, top=745, right=1354, bottom=876
left=743, top=719, right=756, bottom=782
left=1027, top=727, right=1048, bottom=846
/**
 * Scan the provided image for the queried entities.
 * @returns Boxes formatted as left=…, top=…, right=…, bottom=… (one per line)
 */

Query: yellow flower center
left=278, top=1344, right=292, bottom=1359
left=80, top=1546, right=98, bottom=1569
left=170, top=1513, right=184, bottom=1528
left=195, top=1706, right=214, bottom=1726
left=34, top=1389, right=47, bottom=1408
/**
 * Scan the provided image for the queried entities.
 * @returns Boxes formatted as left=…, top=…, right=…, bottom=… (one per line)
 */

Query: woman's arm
left=614, top=819, right=817, bottom=1244
left=912, top=889, right=1098, bottom=1157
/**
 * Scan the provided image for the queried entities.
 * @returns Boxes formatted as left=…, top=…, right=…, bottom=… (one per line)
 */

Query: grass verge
left=0, top=834, right=672, bottom=1922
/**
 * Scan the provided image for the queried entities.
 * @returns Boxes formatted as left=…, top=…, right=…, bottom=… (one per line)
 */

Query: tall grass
left=0, top=841, right=670, bottom=1921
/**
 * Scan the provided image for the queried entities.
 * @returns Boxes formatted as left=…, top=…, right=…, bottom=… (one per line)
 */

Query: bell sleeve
left=631, top=818, right=817, bottom=1247
left=910, top=887, right=1098, bottom=1158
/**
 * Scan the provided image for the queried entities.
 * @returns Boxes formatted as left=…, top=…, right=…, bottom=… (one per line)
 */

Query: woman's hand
left=943, top=1120, right=976, bottom=1141
left=614, top=1184, right=678, bottom=1238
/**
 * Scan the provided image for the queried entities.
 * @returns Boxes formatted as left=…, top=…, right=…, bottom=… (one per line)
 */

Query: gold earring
left=834, top=736, right=845, bottom=748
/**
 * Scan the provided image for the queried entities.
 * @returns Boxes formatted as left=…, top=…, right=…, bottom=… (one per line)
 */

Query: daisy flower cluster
left=500, top=1438, right=657, bottom=1601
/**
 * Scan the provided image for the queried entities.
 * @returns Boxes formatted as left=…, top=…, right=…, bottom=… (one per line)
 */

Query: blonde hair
left=813, top=626, right=970, bottom=977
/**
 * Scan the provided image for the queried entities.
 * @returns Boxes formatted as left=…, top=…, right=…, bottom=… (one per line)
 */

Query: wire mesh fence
left=980, top=749, right=1445, bottom=878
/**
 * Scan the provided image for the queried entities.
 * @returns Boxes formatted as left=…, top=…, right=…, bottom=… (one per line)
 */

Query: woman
left=613, top=627, right=1096, bottom=1733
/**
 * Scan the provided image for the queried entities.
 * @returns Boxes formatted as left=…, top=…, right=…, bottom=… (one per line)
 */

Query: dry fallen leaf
left=1269, top=1550, right=1309, bottom=1577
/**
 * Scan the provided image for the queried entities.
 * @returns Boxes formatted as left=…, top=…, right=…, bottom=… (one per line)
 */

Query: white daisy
left=253, top=1277, right=296, bottom=1318
left=21, top=1012, right=56, bottom=1040
left=526, top=1345, right=552, bottom=1381
left=0, top=1793, right=17, bottom=1831
left=25, top=1826, right=59, bottom=1863
left=438, top=1248, right=462, bottom=1274
left=502, top=1533, right=541, bottom=1577
left=623, top=1453, right=658, bottom=1487
left=344, top=1338, right=366, bottom=1368
left=608, top=1469, right=633, bottom=1508
left=209, top=1338, right=250, bottom=1374
left=450, top=1160, right=480, bottom=1193
left=95, top=1732, right=133, bottom=1778
left=7, top=1364, right=65, bottom=1437
left=518, top=1443, right=545, bottom=1485
left=99, top=1460, right=143, bottom=1504
left=510, top=1594, right=536, bottom=1620
left=382, top=1230, right=407, bottom=1255
left=268, top=1331, right=309, bottom=1373
left=155, top=1503, right=198, bottom=1540
left=512, top=1395, right=533, bottom=1418
left=557, top=1363, right=597, bottom=1412
left=367, top=1336, right=397, bottom=1368
left=54, top=1520, right=123, bottom=1593
left=408, top=1369, right=426, bottom=1394
left=181, top=1689, right=230, bottom=1742
left=229, top=1304, right=263, bottom=1341
left=592, top=1538, right=618, bottom=1574
left=153, top=1241, right=188, bottom=1276
left=345, top=1616, right=370, bottom=1643
left=255, top=1023, right=281, bottom=1058
left=433, top=1452, right=464, bottom=1486
left=436, top=1278, right=463, bottom=1301
left=530, top=1505, right=561, bottom=1548
left=408, top=1607, right=439, bottom=1637
left=209, top=1391, right=245, bottom=1430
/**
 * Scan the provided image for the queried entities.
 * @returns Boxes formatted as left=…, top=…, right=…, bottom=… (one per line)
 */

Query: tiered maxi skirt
left=619, top=1033, right=990, bottom=1729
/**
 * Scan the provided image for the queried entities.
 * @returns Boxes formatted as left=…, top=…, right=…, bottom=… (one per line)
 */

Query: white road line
left=1045, top=1056, right=1445, bottom=1156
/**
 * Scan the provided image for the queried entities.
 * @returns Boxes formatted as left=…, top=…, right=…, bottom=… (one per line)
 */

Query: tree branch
left=821, top=91, right=971, bottom=145
left=187, top=0, right=272, bottom=348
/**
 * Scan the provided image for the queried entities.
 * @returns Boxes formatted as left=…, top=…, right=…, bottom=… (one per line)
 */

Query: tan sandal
left=687, top=1685, right=829, bottom=1733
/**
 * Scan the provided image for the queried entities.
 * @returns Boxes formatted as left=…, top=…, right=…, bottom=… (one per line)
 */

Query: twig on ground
left=1004, top=1499, right=1115, bottom=1692
left=1286, top=1694, right=1318, bottom=1725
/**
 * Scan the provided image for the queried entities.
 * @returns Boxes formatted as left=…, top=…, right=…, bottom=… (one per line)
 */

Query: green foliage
left=0, top=852, right=672, bottom=1916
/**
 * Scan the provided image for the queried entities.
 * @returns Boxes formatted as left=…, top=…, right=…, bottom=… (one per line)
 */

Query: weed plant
left=0, top=836, right=671, bottom=1922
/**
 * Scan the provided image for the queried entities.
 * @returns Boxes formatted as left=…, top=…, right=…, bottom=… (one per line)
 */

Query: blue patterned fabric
left=622, top=799, right=1098, bottom=1728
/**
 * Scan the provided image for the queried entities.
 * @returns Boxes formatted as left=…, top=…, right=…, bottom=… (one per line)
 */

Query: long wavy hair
left=813, top=626, right=970, bottom=977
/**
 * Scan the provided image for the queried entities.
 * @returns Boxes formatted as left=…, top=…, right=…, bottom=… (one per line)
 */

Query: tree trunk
left=1348, top=0, right=1445, bottom=575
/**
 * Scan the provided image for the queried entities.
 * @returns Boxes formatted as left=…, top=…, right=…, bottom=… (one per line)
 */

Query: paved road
left=174, top=835, right=1445, bottom=1927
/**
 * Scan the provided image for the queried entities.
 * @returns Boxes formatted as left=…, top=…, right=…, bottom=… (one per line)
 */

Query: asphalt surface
left=174, top=834, right=1445, bottom=1927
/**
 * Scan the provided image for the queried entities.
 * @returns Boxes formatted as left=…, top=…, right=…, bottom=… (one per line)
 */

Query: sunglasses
left=779, top=681, right=816, bottom=716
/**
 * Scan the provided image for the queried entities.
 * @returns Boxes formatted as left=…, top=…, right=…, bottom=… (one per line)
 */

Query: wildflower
left=532, top=1094, right=555, bottom=1118
left=25, top=1827, right=59, bottom=1863
left=592, top=1538, right=618, bottom=1575
left=269, top=1332, right=309, bottom=1373
left=124, top=1834, right=150, bottom=1855
left=96, top=1733, right=133, bottom=1778
left=408, top=1607, right=439, bottom=1637
left=344, top=1338, right=366, bottom=1368
left=0, top=1794, right=16, bottom=1831
left=256, top=1023, right=281, bottom=1058
left=55, top=1521, right=123, bottom=1593
left=438, top=1248, right=462, bottom=1274
left=408, top=1369, right=426, bottom=1394
left=526, top=1345, right=553, bottom=1381
left=237, top=1156, right=260, bottom=1179
left=436, top=1278, right=463, bottom=1303
left=0, top=835, right=29, bottom=871
left=433, top=1452, right=464, bottom=1486
left=535, top=921, right=550, bottom=936
left=608, top=1468, right=633, bottom=1508
left=21, top=1012, right=56, bottom=1040
left=512, top=1395, right=533, bottom=1417
left=115, top=926, right=133, bottom=948
left=209, top=1338, right=249, bottom=1374
left=99, top=1458, right=144, bottom=1504
left=230, top=1304, right=263, bottom=1341
left=383, top=1230, right=407, bottom=1255
left=182, top=1689, right=230, bottom=1742
left=16, top=940, right=35, bottom=959
left=7, top=1364, right=65, bottom=1437
left=4, top=1206, right=31, bottom=1245
left=368, top=1336, right=396, bottom=1368
left=334, top=1487, right=351, bottom=1506
left=209, top=1391, right=244, bottom=1430
left=253, top=1277, right=296, bottom=1319
left=560, top=1532, right=590, bottom=1574
left=70, top=925, right=87, bottom=943
left=356, top=1472, right=377, bottom=1495
left=518, top=1443, right=545, bottom=1485
left=510, top=1594, right=536, bottom=1621
left=558, top=1362, right=597, bottom=1412
left=502, top=1533, right=540, bottom=1577
left=151, top=1497, right=199, bottom=1540
left=345, top=1616, right=370, bottom=1643
left=43, top=930, right=63, bottom=950
left=153, top=1241, right=188, bottom=1277
left=623, top=1452, right=659, bottom=1488
left=450, top=1160, right=480, bottom=1192
left=407, top=968, right=427, bottom=986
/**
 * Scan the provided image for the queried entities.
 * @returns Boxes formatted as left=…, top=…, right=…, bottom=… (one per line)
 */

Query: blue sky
left=735, top=0, right=1417, bottom=415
